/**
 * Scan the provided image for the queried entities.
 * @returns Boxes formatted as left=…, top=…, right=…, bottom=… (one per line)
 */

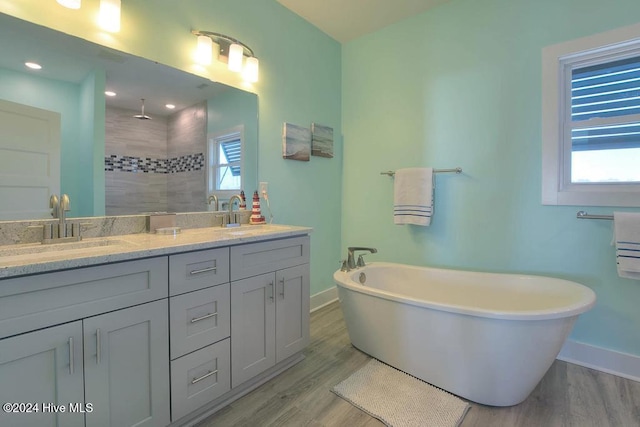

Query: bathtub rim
left=333, top=262, right=596, bottom=321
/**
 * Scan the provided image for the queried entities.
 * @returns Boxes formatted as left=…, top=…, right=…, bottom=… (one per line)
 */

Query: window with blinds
left=570, top=56, right=640, bottom=183
left=542, top=23, right=640, bottom=206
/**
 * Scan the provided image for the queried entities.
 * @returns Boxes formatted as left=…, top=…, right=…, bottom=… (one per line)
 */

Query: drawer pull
left=69, top=337, right=74, bottom=375
left=189, top=266, right=217, bottom=275
left=191, top=369, right=218, bottom=384
left=190, top=312, right=218, bottom=323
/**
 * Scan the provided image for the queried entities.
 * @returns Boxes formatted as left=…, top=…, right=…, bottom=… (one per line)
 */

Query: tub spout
left=347, top=247, right=377, bottom=269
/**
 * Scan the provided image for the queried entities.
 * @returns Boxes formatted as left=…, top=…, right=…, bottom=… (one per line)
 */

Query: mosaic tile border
left=105, top=153, right=204, bottom=174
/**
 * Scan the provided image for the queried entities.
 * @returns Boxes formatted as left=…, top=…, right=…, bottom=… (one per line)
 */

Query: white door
left=0, top=99, right=60, bottom=219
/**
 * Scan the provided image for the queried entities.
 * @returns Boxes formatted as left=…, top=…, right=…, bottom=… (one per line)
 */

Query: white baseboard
left=557, top=339, right=640, bottom=382
left=310, top=286, right=338, bottom=312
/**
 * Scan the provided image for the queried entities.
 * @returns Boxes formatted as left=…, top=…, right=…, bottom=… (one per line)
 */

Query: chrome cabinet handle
left=96, top=329, right=101, bottom=365
left=190, top=312, right=218, bottom=323
left=279, top=278, right=285, bottom=298
left=189, top=266, right=217, bottom=275
left=191, top=369, right=218, bottom=384
left=268, top=282, right=274, bottom=301
left=69, top=337, right=74, bottom=375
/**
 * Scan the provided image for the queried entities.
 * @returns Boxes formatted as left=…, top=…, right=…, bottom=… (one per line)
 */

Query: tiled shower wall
left=167, top=102, right=207, bottom=212
left=104, top=102, right=206, bottom=215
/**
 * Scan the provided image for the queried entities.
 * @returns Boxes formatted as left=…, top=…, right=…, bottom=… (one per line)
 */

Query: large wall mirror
left=0, top=12, right=258, bottom=220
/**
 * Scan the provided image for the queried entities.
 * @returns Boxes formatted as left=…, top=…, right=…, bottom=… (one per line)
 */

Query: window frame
left=542, top=22, right=640, bottom=207
left=206, top=125, right=244, bottom=201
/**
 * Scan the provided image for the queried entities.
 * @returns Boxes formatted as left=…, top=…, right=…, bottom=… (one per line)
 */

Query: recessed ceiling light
left=25, top=62, right=42, bottom=70
left=57, top=0, right=81, bottom=9
left=165, top=104, right=176, bottom=109
left=105, top=91, right=117, bottom=97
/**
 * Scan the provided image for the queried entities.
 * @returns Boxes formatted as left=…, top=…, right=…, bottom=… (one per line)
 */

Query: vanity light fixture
left=57, top=0, right=81, bottom=9
left=98, top=0, right=121, bottom=33
left=191, top=30, right=259, bottom=82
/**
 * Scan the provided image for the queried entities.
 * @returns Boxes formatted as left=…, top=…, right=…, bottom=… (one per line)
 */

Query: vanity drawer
left=169, top=284, right=230, bottom=360
left=169, top=248, right=230, bottom=296
left=0, top=257, right=168, bottom=339
left=170, top=338, right=231, bottom=422
left=230, top=235, right=310, bottom=281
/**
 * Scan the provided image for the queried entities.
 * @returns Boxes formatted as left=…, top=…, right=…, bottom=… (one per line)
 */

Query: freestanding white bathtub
left=333, top=262, right=596, bottom=406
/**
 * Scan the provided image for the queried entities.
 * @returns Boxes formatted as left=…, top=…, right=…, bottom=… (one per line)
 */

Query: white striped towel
left=614, top=212, right=640, bottom=280
left=393, top=167, right=433, bottom=226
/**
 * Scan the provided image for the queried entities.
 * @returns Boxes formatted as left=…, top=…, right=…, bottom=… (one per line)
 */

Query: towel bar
left=381, top=167, right=462, bottom=177
left=576, top=211, right=613, bottom=220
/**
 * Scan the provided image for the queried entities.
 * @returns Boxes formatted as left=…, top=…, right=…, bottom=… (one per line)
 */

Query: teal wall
left=0, top=67, right=95, bottom=217
left=342, top=0, right=640, bottom=356
left=3, top=0, right=342, bottom=296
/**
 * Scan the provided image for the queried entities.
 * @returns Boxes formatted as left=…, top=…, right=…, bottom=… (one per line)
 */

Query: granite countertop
left=0, top=224, right=312, bottom=279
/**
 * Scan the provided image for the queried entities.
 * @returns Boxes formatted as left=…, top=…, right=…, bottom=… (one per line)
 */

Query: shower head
left=133, top=98, right=151, bottom=120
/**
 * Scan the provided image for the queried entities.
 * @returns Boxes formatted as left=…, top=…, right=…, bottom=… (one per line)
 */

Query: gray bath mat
left=332, top=359, right=470, bottom=427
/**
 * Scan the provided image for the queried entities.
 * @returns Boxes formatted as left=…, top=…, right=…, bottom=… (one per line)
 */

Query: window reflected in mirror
left=208, top=126, right=243, bottom=197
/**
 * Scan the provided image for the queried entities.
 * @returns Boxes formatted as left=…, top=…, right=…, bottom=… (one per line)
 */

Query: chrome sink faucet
left=207, top=194, right=219, bottom=211
left=44, top=193, right=80, bottom=243
left=347, top=247, right=378, bottom=270
left=225, top=194, right=243, bottom=227
left=58, top=194, right=70, bottom=238
left=50, top=195, right=59, bottom=218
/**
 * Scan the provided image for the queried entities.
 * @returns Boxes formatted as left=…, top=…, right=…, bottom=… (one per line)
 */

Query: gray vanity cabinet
left=0, top=231, right=311, bottom=427
left=0, top=322, right=85, bottom=427
left=0, top=257, right=170, bottom=427
left=230, top=236, right=310, bottom=388
left=84, top=299, right=170, bottom=427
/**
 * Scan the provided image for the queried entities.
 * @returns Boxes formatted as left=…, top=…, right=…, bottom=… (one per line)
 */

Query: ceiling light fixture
left=165, top=104, right=176, bottom=109
left=191, top=30, right=259, bottom=83
left=56, top=0, right=81, bottom=9
left=25, top=62, right=42, bottom=70
left=105, top=91, right=116, bottom=97
left=98, top=0, right=121, bottom=33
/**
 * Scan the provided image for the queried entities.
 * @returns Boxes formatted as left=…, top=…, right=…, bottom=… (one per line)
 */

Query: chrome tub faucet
left=347, top=247, right=378, bottom=270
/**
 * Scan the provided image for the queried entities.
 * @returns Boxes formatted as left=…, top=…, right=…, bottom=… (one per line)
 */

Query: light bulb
left=228, top=43, right=244, bottom=72
left=196, top=35, right=212, bottom=65
left=242, top=57, right=259, bottom=83
left=98, top=0, right=121, bottom=33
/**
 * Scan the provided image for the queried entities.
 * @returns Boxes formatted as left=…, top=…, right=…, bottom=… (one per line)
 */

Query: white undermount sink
left=0, top=238, right=129, bottom=258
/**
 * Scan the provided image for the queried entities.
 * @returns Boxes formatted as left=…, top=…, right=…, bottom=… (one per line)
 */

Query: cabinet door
left=230, top=272, right=276, bottom=388
left=0, top=322, right=84, bottom=427
left=275, top=264, right=310, bottom=363
left=83, top=300, right=170, bottom=427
